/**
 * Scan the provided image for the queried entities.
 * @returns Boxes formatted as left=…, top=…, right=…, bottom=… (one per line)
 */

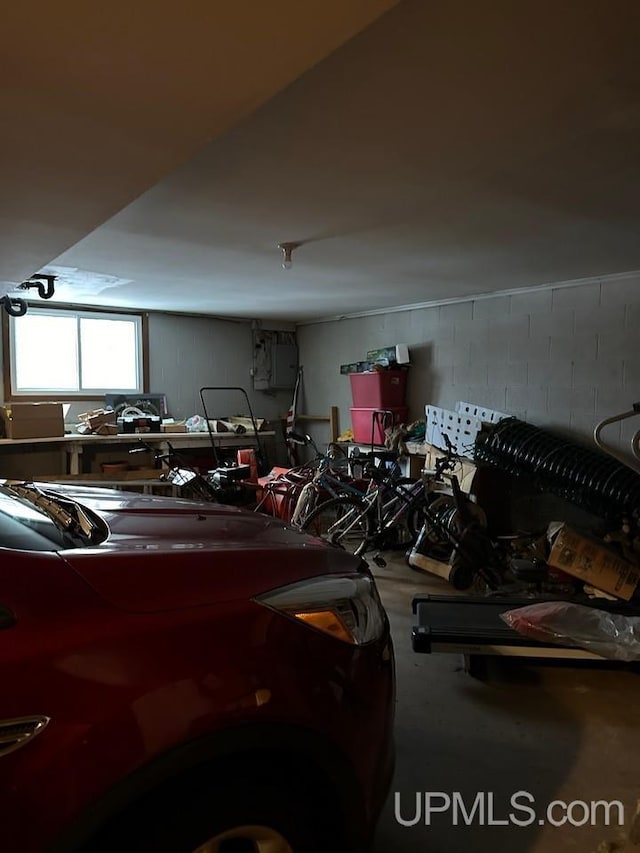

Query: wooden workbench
left=0, top=431, right=274, bottom=476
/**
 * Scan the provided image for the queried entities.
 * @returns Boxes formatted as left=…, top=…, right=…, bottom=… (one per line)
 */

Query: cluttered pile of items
left=339, top=344, right=424, bottom=449
left=73, top=388, right=270, bottom=506
left=411, top=399, right=640, bottom=667
left=75, top=408, right=262, bottom=438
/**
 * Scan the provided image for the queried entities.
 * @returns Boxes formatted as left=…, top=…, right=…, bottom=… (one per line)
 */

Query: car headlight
left=254, top=573, right=386, bottom=645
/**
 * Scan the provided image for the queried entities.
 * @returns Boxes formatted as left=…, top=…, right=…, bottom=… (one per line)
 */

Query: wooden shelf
left=0, top=431, right=274, bottom=476
left=295, top=407, right=339, bottom=442
left=33, top=477, right=180, bottom=496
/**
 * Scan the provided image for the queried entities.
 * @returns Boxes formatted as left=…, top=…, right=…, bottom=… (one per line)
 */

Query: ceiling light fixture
left=278, top=241, right=301, bottom=271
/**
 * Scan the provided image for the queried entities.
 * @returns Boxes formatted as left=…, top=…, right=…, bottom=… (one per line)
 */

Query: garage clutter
left=343, top=344, right=411, bottom=445
left=410, top=399, right=640, bottom=606
left=412, top=400, right=640, bottom=668
left=0, top=402, right=64, bottom=439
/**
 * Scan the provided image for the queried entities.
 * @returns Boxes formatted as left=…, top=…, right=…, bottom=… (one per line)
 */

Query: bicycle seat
left=366, top=465, right=393, bottom=484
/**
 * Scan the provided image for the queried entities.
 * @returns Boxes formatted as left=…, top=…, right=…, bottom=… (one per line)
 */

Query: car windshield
left=0, top=484, right=109, bottom=551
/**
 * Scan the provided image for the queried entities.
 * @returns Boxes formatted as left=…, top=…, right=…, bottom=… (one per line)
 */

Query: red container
left=350, top=407, right=409, bottom=445
left=349, top=370, right=407, bottom=408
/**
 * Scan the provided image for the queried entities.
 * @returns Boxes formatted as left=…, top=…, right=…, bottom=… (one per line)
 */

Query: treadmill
left=413, top=403, right=640, bottom=670
left=412, top=594, right=640, bottom=669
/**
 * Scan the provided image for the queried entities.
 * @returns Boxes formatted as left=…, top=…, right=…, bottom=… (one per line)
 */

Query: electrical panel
left=272, top=343, right=298, bottom=389
left=253, top=330, right=298, bottom=390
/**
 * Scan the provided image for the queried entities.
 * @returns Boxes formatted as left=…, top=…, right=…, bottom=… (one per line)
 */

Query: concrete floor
left=371, top=554, right=640, bottom=853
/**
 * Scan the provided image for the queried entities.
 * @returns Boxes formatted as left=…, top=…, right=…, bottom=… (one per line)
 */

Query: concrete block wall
left=296, top=273, right=640, bottom=459
left=148, top=313, right=288, bottom=421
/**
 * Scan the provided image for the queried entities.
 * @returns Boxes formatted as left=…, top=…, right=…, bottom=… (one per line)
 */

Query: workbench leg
left=67, top=443, right=83, bottom=476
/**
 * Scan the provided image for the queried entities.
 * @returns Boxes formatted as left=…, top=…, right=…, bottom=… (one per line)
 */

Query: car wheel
left=181, top=782, right=324, bottom=853
left=88, top=770, right=347, bottom=853
left=194, top=824, right=292, bottom=852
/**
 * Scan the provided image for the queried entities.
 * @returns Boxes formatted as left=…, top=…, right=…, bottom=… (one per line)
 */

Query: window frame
left=2, top=304, right=149, bottom=402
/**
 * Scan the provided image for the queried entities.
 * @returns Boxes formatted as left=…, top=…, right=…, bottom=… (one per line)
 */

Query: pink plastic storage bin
left=350, top=407, right=409, bottom=445
left=349, top=370, right=407, bottom=408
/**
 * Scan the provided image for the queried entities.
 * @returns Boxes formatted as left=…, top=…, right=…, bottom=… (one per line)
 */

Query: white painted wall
left=147, top=313, right=289, bottom=421
left=1, top=312, right=290, bottom=425
left=296, top=274, right=640, bottom=460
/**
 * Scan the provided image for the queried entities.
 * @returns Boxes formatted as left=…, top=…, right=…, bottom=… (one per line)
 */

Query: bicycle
left=407, top=435, right=515, bottom=590
left=253, top=433, right=348, bottom=521
left=288, top=434, right=371, bottom=527
left=301, top=452, right=429, bottom=557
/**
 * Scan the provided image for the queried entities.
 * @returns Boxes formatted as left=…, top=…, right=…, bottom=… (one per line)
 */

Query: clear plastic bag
left=184, top=415, right=207, bottom=433
left=501, top=601, right=640, bottom=661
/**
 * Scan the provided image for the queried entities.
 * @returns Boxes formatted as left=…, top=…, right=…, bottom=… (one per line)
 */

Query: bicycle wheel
left=404, top=486, right=451, bottom=543
left=290, top=482, right=319, bottom=527
left=405, top=501, right=426, bottom=543
left=302, top=496, right=371, bottom=555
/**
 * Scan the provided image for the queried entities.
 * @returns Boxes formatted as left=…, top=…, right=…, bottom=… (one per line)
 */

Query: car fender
left=50, top=721, right=364, bottom=853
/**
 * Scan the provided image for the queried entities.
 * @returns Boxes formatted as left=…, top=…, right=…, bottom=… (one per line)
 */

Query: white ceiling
left=8, top=0, right=640, bottom=322
left=1, top=0, right=397, bottom=286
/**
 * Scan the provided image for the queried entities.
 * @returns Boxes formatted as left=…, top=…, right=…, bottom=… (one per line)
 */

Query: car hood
left=54, top=486, right=310, bottom=549
left=51, top=486, right=362, bottom=612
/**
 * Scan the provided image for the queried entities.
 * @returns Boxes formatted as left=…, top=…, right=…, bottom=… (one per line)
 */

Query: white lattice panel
left=425, top=405, right=483, bottom=456
left=455, top=401, right=509, bottom=424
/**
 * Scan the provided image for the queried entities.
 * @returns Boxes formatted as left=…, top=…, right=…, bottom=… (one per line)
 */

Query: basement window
left=6, top=308, right=146, bottom=399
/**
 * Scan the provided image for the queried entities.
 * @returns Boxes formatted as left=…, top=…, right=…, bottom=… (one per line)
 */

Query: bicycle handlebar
left=128, top=440, right=178, bottom=464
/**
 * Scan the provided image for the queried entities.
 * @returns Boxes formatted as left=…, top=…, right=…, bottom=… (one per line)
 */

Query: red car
left=0, top=482, right=394, bottom=853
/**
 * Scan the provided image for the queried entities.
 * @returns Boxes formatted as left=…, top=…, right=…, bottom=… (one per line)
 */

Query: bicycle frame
left=289, top=450, right=374, bottom=526
left=371, top=476, right=425, bottom=536
left=310, top=466, right=426, bottom=555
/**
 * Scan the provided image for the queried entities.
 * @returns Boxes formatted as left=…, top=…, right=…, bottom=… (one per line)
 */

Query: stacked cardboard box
left=0, top=403, right=64, bottom=439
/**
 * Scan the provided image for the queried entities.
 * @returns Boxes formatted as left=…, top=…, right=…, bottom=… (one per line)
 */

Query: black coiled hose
left=474, top=418, right=640, bottom=520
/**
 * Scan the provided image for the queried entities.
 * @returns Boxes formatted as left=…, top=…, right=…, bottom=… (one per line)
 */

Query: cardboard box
left=79, top=408, right=116, bottom=433
left=340, top=361, right=374, bottom=375
left=161, top=423, right=187, bottom=433
left=0, top=403, right=64, bottom=440
left=366, top=344, right=410, bottom=365
left=422, top=442, right=477, bottom=492
left=548, top=525, right=640, bottom=601
left=95, top=423, right=119, bottom=435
